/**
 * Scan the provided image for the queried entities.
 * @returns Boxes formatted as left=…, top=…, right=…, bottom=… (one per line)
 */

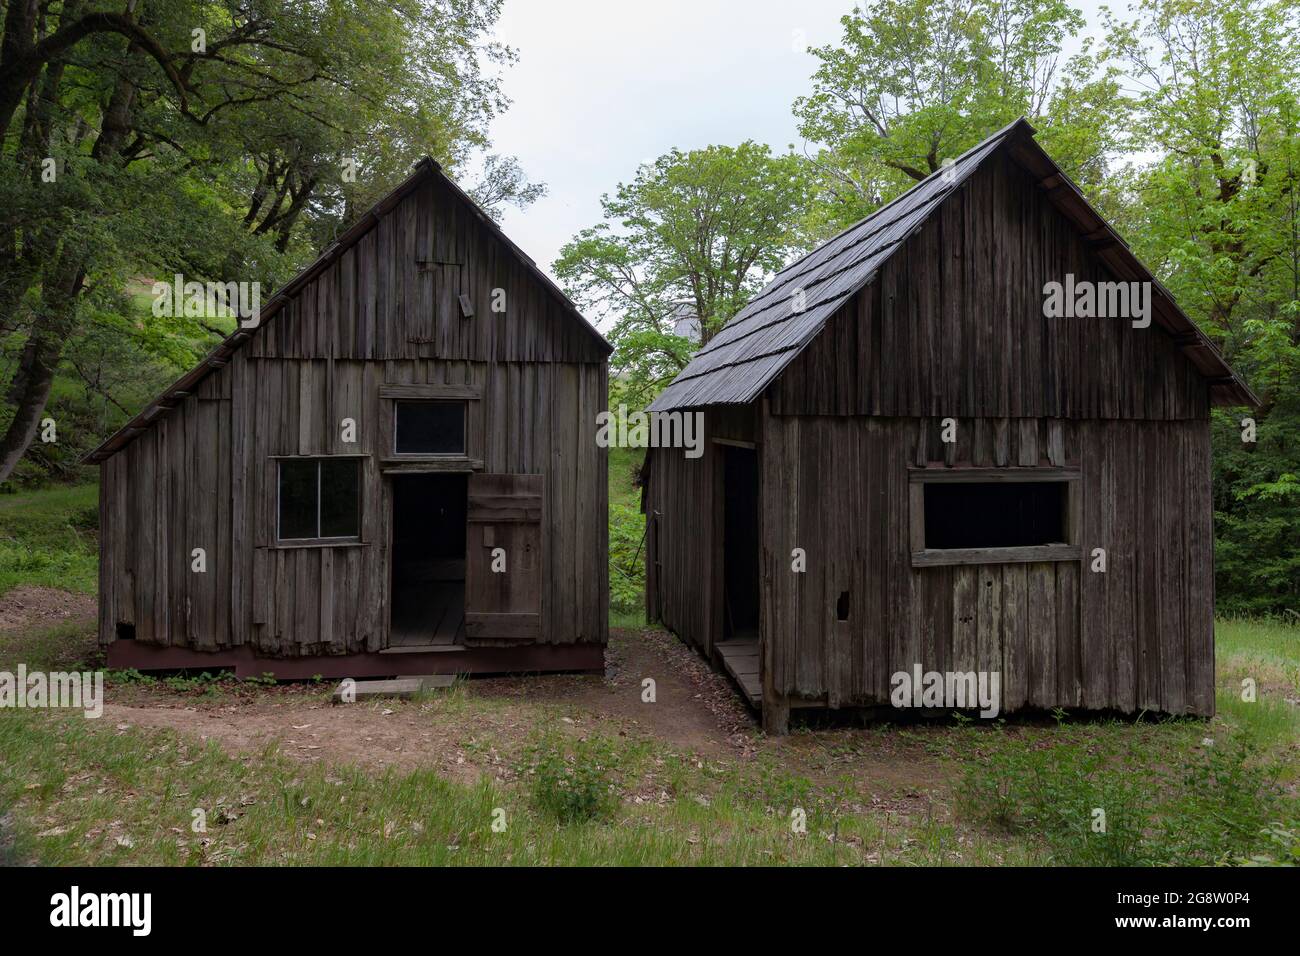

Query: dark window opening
left=923, top=481, right=1067, bottom=550
left=836, top=591, right=850, bottom=622
left=115, top=622, right=136, bottom=641
left=278, top=458, right=360, bottom=541
left=395, top=401, right=466, bottom=455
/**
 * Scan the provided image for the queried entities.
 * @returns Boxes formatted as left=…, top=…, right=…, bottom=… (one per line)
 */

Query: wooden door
left=465, top=473, right=543, bottom=640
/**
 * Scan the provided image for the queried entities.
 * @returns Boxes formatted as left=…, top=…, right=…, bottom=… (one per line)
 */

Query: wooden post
left=763, top=693, right=790, bottom=735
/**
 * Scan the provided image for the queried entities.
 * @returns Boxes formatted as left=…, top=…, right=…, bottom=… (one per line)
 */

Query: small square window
left=278, top=458, right=361, bottom=541
left=395, top=401, right=466, bottom=455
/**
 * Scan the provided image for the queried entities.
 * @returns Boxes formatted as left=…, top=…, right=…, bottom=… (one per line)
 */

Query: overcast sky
left=486, top=0, right=1112, bottom=286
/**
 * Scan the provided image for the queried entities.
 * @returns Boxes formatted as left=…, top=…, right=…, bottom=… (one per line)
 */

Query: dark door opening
left=390, top=473, right=468, bottom=647
left=721, top=446, right=760, bottom=642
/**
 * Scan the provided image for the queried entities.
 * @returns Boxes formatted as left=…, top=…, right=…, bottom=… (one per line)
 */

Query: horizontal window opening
left=395, top=401, right=466, bottom=455
left=923, top=481, right=1068, bottom=550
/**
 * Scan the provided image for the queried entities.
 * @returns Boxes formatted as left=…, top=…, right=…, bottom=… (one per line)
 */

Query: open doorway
left=716, top=444, right=761, bottom=708
left=721, top=445, right=760, bottom=642
left=390, top=473, right=468, bottom=647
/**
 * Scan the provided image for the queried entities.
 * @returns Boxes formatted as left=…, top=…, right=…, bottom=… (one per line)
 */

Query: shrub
left=608, top=498, right=645, bottom=612
left=522, top=731, right=617, bottom=825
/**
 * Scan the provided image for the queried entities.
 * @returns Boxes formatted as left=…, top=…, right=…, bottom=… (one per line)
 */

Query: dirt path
left=97, top=629, right=756, bottom=782
left=0, top=586, right=95, bottom=633
left=2, top=588, right=948, bottom=804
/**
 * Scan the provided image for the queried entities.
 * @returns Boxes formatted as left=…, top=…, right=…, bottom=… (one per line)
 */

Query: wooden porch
left=715, top=636, right=761, bottom=709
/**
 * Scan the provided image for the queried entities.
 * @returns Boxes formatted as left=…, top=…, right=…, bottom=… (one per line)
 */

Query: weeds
left=520, top=729, right=618, bottom=824
left=959, top=724, right=1292, bottom=866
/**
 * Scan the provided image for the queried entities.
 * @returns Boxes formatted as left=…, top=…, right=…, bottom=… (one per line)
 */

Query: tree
left=0, top=0, right=534, bottom=482
left=793, top=0, right=1124, bottom=232
left=1099, top=0, right=1300, bottom=612
left=554, top=141, right=812, bottom=406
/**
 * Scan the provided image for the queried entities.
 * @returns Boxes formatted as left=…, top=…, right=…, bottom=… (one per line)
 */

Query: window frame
left=391, top=399, right=468, bottom=458
left=273, top=455, right=366, bottom=546
left=908, top=466, right=1082, bottom=567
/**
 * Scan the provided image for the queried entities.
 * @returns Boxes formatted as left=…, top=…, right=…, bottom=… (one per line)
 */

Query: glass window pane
left=319, top=458, right=360, bottom=538
left=395, top=401, right=465, bottom=454
left=278, top=460, right=319, bottom=539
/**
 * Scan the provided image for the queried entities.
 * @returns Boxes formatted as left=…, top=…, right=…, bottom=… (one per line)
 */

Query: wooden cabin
left=642, top=120, right=1256, bottom=733
left=86, top=159, right=611, bottom=679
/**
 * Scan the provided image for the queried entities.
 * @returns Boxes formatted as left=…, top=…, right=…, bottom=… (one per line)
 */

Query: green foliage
left=520, top=730, right=618, bottom=825
left=555, top=142, right=813, bottom=406
left=959, top=723, right=1292, bottom=866
left=0, top=483, right=99, bottom=594
left=607, top=447, right=646, bottom=615
left=1213, top=408, right=1300, bottom=614
left=1241, top=824, right=1300, bottom=865
left=609, top=498, right=646, bottom=613
left=0, top=612, right=1295, bottom=867
left=793, top=0, right=1123, bottom=233
left=2, top=0, right=538, bottom=485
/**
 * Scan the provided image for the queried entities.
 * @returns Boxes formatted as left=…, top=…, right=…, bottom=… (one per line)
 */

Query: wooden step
left=331, top=674, right=456, bottom=703
left=716, top=640, right=762, bottom=709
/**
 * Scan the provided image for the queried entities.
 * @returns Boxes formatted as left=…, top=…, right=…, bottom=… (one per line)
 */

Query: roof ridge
left=691, top=123, right=1028, bottom=360
left=760, top=117, right=1035, bottom=287
left=648, top=116, right=1255, bottom=412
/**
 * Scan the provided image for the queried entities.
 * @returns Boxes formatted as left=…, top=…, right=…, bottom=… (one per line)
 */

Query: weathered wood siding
left=757, top=413, right=1213, bottom=716
left=101, top=357, right=608, bottom=657
left=647, top=410, right=1215, bottom=716
left=246, top=174, right=603, bottom=365
left=768, top=154, right=1211, bottom=421
left=100, top=175, right=608, bottom=656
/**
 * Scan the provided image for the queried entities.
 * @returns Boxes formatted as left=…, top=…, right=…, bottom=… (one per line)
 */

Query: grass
left=1, top=614, right=1295, bottom=866
left=0, top=482, right=99, bottom=595
left=1217, top=616, right=1300, bottom=696
left=956, top=716, right=1293, bottom=865
left=950, top=617, right=1300, bottom=865
left=0, top=705, right=1025, bottom=866
left=0, top=482, right=1296, bottom=866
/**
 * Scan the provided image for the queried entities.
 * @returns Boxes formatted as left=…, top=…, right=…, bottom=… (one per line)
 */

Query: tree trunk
left=0, top=0, right=38, bottom=141
left=0, top=25, right=138, bottom=481
left=0, top=332, right=60, bottom=481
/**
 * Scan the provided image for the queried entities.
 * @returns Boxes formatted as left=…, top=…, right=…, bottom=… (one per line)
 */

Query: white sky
left=487, top=0, right=1113, bottom=287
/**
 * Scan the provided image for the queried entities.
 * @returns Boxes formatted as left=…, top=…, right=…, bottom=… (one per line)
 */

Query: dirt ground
left=0, top=586, right=96, bottom=633
left=0, top=588, right=946, bottom=808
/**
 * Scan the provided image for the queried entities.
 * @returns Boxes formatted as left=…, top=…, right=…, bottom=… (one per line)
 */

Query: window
left=910, top=468, right=1080, bottom=566
left=394, top=401, right=466, bottom=455
left=924, top=482, right=1067, bottom=549
left=278, top=458, right=361, bottom=541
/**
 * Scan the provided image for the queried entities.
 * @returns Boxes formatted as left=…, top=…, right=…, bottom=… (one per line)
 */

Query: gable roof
left=648, top=118, right=1257, bottom=411
left=85, top=158, right=611, bottom=464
